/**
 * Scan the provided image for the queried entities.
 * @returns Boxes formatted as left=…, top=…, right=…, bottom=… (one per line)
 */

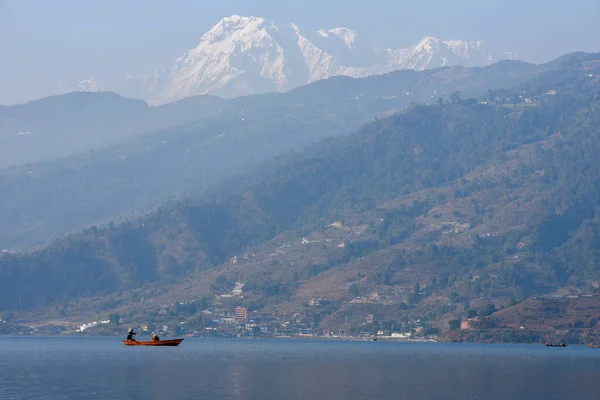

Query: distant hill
left=1, top=53, right=600, bottom=339
left=0, top=92, right=149, bottom=169
left=0, top=58, right=553, bottom=249
left=0, top=92, right=225, bottom=169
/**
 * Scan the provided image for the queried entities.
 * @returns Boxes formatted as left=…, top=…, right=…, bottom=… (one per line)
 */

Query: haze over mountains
left=0, top=57, right=552, bottom=250
left=2, top=53, right=600, bottom=342
left=2, top=8, right=600, bottom=341
left=101, top=15, right=508, bottom=103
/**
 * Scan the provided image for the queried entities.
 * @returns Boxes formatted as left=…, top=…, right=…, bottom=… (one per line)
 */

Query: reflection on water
left=1, top=337, right=600, bottom=400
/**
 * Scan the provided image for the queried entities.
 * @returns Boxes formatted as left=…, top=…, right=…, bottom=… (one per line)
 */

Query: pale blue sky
left=1, top=0, right=598, bottom=105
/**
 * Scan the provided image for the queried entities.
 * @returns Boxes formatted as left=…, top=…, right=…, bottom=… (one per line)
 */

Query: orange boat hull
left=122, top=339, right=183, bottom=346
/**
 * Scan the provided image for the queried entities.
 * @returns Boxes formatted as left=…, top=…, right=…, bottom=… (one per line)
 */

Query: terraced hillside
left=2, top=53, right=600, bottom=341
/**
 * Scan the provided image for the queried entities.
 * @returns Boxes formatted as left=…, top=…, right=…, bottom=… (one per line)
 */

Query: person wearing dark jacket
left=126, top=328, right=137, bottom=341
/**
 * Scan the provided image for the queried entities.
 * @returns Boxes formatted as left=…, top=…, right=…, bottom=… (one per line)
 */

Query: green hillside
left=0, top=59, right=557, bottom=249
left=2, top=53, right=600, bottom=340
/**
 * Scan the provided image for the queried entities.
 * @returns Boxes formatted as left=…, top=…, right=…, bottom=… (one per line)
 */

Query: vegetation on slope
left=1, top=54, right=600, bottom=335
left=0, top=59, right=558, bottom=249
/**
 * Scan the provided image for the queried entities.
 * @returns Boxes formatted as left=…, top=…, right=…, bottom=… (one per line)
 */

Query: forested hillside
left=1, top=54, right=600, bottom=335
left=0, top=59, right=557, bottom=249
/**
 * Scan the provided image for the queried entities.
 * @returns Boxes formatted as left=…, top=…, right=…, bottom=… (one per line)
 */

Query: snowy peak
left=315, top=27, right=358, bottom=49
left=412, top=36, right=488, bottom=61
left=162, top=16, right=290, bottom=102
left=159, top=16, right=509, bottom=103
left=201, top=15, right=276, bottom=44
left=77, top=79, right=104, bottom=92
left=58, top=78, right=105, bottom=95
left=379, top=36, right=493, bottom=70
left=414, top=36, right=441, bottom=51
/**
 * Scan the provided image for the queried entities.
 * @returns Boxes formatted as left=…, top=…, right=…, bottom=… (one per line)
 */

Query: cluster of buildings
left=532, top=293, right=598, bottom=301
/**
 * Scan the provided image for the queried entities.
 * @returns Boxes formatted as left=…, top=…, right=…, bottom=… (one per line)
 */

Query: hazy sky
left=1, top=0, right=598, bottom=105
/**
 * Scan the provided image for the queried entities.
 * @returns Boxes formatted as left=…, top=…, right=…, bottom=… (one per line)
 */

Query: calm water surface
left=1, top=337, right=599, bottom=399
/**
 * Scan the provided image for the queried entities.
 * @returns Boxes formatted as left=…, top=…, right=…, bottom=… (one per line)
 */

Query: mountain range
left=2, top=52, right=600, bottom=343
left=0, top=58, right=551, bottom=250
left=119, top=15, right=508, bottom=103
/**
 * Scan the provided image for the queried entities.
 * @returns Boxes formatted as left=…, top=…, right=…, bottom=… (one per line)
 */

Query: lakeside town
left=0, top=301, right=437, bottom=342
left=4, top=279, right=600, bottom=343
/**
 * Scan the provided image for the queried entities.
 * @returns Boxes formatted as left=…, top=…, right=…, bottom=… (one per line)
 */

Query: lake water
left=1, top=337, right=599, bottom=400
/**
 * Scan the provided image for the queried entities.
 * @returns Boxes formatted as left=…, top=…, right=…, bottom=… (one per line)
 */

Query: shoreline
left=1, top=334, right=596, bottom=347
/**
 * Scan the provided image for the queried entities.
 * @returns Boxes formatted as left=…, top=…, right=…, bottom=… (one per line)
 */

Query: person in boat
left=151, top=333, right=160, bottom=341
left=127, top=328, right=137, bottom=341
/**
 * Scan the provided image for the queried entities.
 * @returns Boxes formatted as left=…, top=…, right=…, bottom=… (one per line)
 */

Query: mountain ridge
left=2, top=54, right=600, bottom=340
left=157, top=15, right=505, bottom=102
left=0, top=57, right=559, bottom=250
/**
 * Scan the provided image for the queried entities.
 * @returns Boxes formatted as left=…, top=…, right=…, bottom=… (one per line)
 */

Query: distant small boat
left=545, top=341, right=567, bottom=347
left=122, top=339, right=183, bottom=346
left=588, top=344, right=600, bottom=348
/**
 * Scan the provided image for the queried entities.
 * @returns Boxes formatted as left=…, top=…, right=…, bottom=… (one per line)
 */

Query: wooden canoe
left=588, top=344, right=600, bottom=348
left=122, top=338, right=183, bottom=346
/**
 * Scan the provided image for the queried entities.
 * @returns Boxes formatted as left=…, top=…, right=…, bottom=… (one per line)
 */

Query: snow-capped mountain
left=157, top=15, right=506, bottom=103
left=162, top=16, right=293, bottom=102
left=375, top=36, right=493, bottom=70
left=58, top=78, right=106, bottom=94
